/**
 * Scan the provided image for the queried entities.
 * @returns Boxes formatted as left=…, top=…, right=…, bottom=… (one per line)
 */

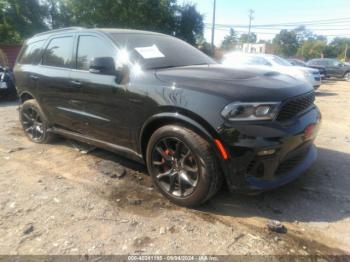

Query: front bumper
left=307, top=74, right=321, bottom=89
left=218, top=106, right=321, bottom=193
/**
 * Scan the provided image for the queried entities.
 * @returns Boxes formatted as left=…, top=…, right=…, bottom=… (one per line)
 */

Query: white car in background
left=222, top=53, right=321, bottom=89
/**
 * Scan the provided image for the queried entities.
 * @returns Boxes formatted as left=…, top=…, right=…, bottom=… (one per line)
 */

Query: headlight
left=303, top=72, right=312, bottom=77
left=221, top=102, right=280, bottom=121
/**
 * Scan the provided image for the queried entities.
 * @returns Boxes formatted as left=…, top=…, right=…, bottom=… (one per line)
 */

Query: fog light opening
left=257, top=149, right=276, bottom=156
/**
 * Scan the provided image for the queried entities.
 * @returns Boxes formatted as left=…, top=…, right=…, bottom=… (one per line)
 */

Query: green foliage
left=0, top=0, right=49, bottom=43
left=326, top=37, right=350, bottom=60
left=293, top=26, right=315, bottom=43
left=0, top=0, right=204, bottom=46
left=240, top=33, right=257, bottom=44
left=63, top=0, right=177, bottom=33
left=221, top=28, right=238, bottom=50
left=273, top=30, right=299, bottom=57
left=297, top=40, right=327, bottom=60
left=174, top=4, right=204, bottom=46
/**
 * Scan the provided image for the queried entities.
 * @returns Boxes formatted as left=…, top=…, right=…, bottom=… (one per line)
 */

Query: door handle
left=70, top=80, right=82, bottom=87
left=29, top=75, right=39, bottom=81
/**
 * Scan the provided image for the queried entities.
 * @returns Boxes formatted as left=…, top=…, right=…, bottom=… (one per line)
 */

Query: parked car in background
left=288, top=58, right=326, bottom=79
left=222, top=53, right=321, bottom=89
left=14, top=28, right=321, bottom=206
left=307, top=58, right=350, bottom=81
left=0, top=66, right=17, bottom=99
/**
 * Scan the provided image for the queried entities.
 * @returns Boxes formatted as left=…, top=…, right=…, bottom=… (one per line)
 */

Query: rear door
left=324, top=60, right=341, bottom=77
left=70, top=33, right=130, bottom=146
left=36, top=34, right=87, bottom=133
left=14, top=39, right=46, bottom=96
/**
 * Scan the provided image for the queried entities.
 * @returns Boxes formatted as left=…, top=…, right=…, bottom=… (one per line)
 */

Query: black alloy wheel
left=20, top=99, right=54, bottom=144
left=21, top=106, right=45, bottom=142
left=151, top=137, right=199, bottom=198
left=146, top=125, right=223, bottom=207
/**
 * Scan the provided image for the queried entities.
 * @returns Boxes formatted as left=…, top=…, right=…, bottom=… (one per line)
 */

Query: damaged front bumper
left=218, top=106, right=321, bottom=193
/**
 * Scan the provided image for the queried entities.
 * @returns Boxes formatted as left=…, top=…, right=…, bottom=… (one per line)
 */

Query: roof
left=33, top=27, right=166, bottom=38
left=96, top=28, right=166, bottom=36
left=33, top=27, right=84, bottom=37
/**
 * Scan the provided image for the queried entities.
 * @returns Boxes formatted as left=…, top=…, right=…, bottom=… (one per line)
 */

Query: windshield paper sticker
left=135, top=45, right=165, bottom=59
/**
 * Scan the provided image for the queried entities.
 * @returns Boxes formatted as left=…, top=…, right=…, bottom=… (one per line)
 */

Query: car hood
left=155, top=64, right=313, bottom=102
left=293, top=66, right=318, bottom=73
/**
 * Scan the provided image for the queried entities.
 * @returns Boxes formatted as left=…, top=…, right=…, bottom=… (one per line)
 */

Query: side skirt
left=48, top=127, right=145, bottom=164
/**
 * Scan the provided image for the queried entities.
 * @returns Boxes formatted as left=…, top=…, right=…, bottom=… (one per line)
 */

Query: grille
left=276, top=92, right=315, bottom=121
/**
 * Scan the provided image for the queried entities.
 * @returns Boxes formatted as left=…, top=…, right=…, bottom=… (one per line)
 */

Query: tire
left=146, top=125, right=222, bottom=207
left=344, top=72, right=350, bottom=82
left=20, top=99, right=55, bottom=143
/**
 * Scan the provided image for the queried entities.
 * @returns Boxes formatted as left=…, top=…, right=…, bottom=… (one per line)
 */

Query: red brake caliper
left=162, top=149, right=173, bottom=171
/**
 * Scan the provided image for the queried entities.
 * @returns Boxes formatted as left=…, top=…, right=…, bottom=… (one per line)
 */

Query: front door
left=70, top=34, right=130, bottom=147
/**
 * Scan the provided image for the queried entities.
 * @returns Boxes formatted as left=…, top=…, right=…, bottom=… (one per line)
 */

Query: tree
left=239, top=33, right=257, bottom=44
left=0, top=0, right=205, bottom=46
left=293, top=26, right=315, bottom=43
left=174, top=3, right=204, bottom=45
left=325, top=37, right=350, bottom=60
left=297, top=40, right=326, bottom=60
left=273, top=30, right=299, bottom=57
left=1, top=0, right=49, bottom=41
left=221, top=28, right=238, bottom=51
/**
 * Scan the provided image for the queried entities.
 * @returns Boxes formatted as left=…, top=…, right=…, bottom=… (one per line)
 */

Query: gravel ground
left=0, top=80, right=349, bottom=255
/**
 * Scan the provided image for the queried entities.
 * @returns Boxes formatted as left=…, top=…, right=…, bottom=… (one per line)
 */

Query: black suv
left=14, top=28, right=321, bottom=206
left=308, top=58, right=350, bottom=80
left=288, top=59, right=326, bottom=79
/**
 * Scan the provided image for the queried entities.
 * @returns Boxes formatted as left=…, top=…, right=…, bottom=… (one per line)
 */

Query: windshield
left=271, top=56, right=292, bottom=66
left=111, top=33, right=215, bottom=70
left=223, top=53, right=271, bottom=66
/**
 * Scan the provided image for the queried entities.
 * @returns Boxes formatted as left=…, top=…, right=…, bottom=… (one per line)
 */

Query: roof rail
left=34, top=27, right=85, bottom=37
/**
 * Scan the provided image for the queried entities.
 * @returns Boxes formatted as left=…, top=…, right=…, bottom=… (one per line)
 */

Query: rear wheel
left=20, top=99, right=55, bottom=143
left=146, top=125, right=222, bottom=207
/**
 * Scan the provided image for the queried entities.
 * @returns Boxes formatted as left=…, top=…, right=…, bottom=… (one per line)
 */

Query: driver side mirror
left=89, top=57, right=116, bottom=75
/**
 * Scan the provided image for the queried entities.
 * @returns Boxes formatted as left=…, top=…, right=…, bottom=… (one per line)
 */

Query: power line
left=205, top=17, right=350, bottom=29
left=214, top=25, right=350, bottom=31
left=204, top=26, right=350, bottom=37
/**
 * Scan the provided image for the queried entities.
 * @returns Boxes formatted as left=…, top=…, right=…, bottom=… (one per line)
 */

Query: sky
left=180, top=0, right=350, bottom=45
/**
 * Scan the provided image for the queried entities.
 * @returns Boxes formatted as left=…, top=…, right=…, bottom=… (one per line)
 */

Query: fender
left=19, top=90, right=37, bottom=103
left=139, top=112, right=235, bottom=189
left=139, top=112, right=228, bottom=163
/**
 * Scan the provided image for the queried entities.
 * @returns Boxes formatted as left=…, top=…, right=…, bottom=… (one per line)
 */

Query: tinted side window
left=18, top=40, right=45, bottom=65
left=42, top=37, right=73, bottom=68
left=76, top=36, right=114, bottom=71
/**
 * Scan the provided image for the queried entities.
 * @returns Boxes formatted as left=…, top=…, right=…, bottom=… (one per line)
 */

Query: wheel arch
left=139, top=111, right=225, bottom=163
left=19, top=91, right=36, bottom=104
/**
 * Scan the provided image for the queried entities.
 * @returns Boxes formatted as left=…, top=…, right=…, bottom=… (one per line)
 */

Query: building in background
left=242, top=43, right=274, bottom=54
left=0, top=44, right=22, bottom=68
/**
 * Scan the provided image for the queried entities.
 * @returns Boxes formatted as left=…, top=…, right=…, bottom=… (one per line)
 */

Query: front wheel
left=146, top=125, right=222, bottom=207
left=344, top=72, right=350, bottom=82
left=20, top=99, right=55, bottom=143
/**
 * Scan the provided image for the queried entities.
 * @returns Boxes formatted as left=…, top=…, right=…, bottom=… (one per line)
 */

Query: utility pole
left=344, top=43, right=348, bottom=62
left=248, top=9, right=254, bottom=44
left=211, top=0, right=217, bottom=50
